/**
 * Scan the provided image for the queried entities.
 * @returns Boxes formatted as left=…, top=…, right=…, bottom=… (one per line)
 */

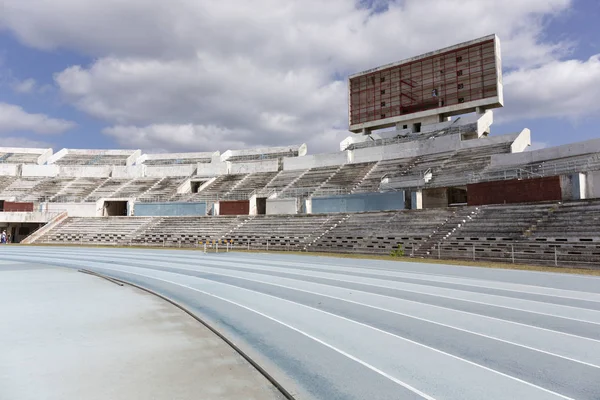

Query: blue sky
left=1, top=0, right=599, bottom=154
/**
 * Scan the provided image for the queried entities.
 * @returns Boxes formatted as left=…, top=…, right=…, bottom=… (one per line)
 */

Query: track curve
left=3, top=246, right=600, bottom=400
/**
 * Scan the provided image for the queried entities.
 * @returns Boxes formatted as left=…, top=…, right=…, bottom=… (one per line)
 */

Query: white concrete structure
left=137, top=151, right=219, bottom=165
left=112, top=166, right=146, bottom=178
left=230, top=159, right=279, bottom=174
left=59, top=166, right=112, bottom=178
left=0, top=211, right=60, bottom=223
left=0, top=147, right=52, bottom=165
left=490, top=137, right=600, bottom=168
left=0, top=164, right=19, bottom=176
left=21, top=165, right=60, bottom=177
left=266, top=198, right=298, bottom=215
left=221, top=143, right=307, bottom=162
left=283, top=152, right=349, bottom=171
left=41, top=202, right=98, bottom=217
left=587, top=171, right=600, bottom=198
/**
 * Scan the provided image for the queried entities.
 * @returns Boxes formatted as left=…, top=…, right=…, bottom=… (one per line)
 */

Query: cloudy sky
left=0, top=0, right=599, bottom=154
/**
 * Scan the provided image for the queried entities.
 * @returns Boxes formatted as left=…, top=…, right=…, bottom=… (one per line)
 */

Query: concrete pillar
left=573, top=173, right=587, bottom=200
left=411, top=191, right=423, bottom=209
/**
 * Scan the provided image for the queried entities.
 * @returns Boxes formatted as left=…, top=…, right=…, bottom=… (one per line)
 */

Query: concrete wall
left=0, top=147, right=51, bottom=165
left=46, top=148, right=68, bottom=165
left=125, top=150, right=142, bottom=166
left=145, top=165, right=195, bottom=177
left=137, top=151, right=219, bottom=165
left=491, top=137, right=600, bottom=168
left=196, top=161, right=228, bottom=177
left=43, top=202, right=97, bottom=217
left=0, top=164, right=19, bottom=176
left=310, top=192, right=405, bottom=214
left=586, top=171, right=600, bottom=199
left=134, top=202, right=206, bottom=216
left=21, top=164, right=59, bottom=177
left=350, top=130, right=521, bottom=164
left=111, top=165, right=146, bottom=178
left=266, top=198, right=298, bottom=215
left=59, top=166, right=112, bottom=178
left=230, top=159, right=279, bottom=174
left=561, top=173, right=587, bottom=200
left=0, top=212, right=57, bottom=223
left=221, top=143, right=307, bottom=162
left=283, top=152, right=348, bottom=171
left=509, top=129, right=531, bottom=153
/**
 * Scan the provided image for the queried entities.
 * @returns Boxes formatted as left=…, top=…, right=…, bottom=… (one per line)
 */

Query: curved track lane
left=2, top=246, right=600, bottom=400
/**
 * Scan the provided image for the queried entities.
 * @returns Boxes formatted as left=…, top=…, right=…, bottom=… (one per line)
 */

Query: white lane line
left=102, top=268, right=436, bottom=400
left=8, top=249, right=600, bottom=345
left=103, top=267, right=574, bottom=400
left=20, top=249, right=600, bottom=302
left=90, top=250, right=600, bottom=303
left=148, top=260, right=600, bottom=345
left=220, top=253, right=600, bottom=295
left=191, top=261, right=600, bottom=325
left=188, top=267, right=600, bottom=369
left=8, top=251, right=600, bottom=326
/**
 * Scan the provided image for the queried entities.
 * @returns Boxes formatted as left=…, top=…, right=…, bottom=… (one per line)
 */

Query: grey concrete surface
left=1, top=247, right=600, bottom=400
left=0, top=260, right=285, bottom=400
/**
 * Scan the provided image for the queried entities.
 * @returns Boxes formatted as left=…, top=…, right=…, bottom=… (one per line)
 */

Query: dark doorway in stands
left=191, top=181, right=204, bottom=193
left=0, top=200, right=4, bottom=211
left=448, top=187, right=468, bottom=206
left=104, top=201, right=128, bottom=216
left=256, top=197, right=267, bottom=215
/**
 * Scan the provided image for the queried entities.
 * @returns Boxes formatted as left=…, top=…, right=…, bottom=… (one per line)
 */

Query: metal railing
left=471, top=154, right=600, bottom=184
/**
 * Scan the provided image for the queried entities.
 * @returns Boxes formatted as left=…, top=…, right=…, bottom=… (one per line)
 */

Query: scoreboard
left=348, top=35, right=503, bottom=133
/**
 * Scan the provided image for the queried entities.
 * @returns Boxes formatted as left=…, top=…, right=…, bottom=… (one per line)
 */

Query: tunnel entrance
left=103, top=201, right=128, bottom=216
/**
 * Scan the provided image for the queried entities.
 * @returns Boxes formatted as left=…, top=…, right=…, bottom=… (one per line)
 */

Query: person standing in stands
left=1, top=230, right=6, bottom=244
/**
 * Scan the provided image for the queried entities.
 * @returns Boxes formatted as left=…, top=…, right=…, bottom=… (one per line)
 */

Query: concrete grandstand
left=1, top=35, right=599, bottom=269
left=1, top=110, right=599, bottom=269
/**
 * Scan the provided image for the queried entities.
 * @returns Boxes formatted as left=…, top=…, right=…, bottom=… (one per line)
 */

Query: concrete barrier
left=311, top=192, right=406, bottom=213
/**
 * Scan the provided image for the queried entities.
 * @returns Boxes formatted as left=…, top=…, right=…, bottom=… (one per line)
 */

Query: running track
left=2, top=246, right=600, bottom=400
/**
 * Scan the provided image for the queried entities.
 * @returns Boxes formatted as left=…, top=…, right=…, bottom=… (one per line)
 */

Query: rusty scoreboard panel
left=348, top=34, right=503, bottom=133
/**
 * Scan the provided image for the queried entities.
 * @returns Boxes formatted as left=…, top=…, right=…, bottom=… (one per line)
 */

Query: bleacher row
left=0, top=141, right=515, bottom=202
left=36, top=199, right=600, bottom=267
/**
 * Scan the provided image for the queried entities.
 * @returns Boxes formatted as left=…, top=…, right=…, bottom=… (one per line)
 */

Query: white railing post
left=472, top=243, right=475, bottom=261
left=511, top=244, right=515, bottom=264
left=554, top=247, right=558, bottom=266
left=438, top=242, right=441, bottom=259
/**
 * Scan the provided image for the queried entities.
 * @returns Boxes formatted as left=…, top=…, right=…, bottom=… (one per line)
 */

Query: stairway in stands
left=414, top=207, right=480, bottom=257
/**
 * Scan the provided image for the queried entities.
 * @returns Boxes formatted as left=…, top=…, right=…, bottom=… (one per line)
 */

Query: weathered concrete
left=230, top=159, right=279, bottom=174
left=266, top=198, right=298, bottom=215
left=283, top=152, right=349, bottom=171
left=0, top=263, right=285, bottom=400
left=41, top=202, right=98, bottom=217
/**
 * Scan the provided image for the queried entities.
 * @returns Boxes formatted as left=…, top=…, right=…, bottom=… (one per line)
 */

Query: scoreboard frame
left=348, top=34, right=503, bottom=133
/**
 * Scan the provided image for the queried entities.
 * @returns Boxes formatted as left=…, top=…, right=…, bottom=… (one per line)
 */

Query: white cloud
left=501, top=55, right=600, bottom=122
left=0, top=0, right=585, bottom=152
left=11, top=78, right=36, bottom=93
left=0, top=136, right=52, bottom=148
left=0, top=103, right=76, bottom=134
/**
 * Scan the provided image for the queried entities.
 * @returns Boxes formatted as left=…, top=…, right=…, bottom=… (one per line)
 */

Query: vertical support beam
left=411, top=190, right=423, bottom=210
